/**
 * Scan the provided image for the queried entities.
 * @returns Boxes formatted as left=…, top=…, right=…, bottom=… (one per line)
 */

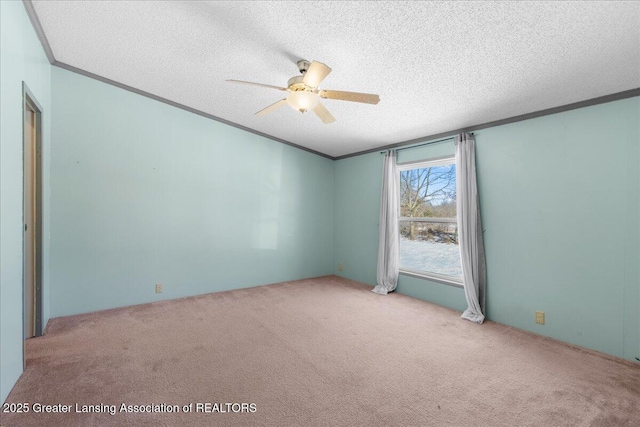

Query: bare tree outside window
left=400, top=165, right=456, bottom=216
left=400, top=165, right=456, bottom=240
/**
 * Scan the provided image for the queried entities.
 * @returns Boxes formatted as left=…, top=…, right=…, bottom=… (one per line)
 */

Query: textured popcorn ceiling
left=32, top=1, right=640, bottom=158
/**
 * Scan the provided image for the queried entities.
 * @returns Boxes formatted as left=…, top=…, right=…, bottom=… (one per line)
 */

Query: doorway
left=23, top=83, right=43, bottom=354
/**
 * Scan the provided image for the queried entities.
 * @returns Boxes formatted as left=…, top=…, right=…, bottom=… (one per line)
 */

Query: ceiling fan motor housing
left=287, top=75, right=304, bottom=87
left=296, top=59, right=311, bottom=74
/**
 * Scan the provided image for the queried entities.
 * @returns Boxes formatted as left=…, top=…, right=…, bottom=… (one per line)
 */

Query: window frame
left=397, top=156, right=464, bottom=288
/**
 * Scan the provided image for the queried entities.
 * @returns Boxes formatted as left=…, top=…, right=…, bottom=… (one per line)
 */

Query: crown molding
left=335, top=88, right=640, bottom=160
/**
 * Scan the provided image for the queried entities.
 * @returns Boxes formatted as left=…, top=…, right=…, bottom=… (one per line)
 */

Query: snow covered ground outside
left=399, top=237, right=463, bottom=278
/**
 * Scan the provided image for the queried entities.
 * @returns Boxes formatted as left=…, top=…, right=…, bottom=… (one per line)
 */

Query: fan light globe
left=287, top=91, right=319, bottom=113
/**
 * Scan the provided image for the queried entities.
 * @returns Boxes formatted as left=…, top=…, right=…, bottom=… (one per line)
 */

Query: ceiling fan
left=227, top=60, right=380, bottom=124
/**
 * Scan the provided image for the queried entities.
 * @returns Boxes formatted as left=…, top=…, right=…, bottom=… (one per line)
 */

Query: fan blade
left=256, top=99, right=288, bottom=116
left=227, top=79, right=288, bottom=91
left=302, top=61, right=332, bottom=88
left=312, top=102, right=336, bottom=124
left=319, top=90, right=380, bottom=104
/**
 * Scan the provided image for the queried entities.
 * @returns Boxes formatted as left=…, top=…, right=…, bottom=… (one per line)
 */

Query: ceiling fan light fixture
left=228, top=59, right=378, bottom=123
left=287, top=90, right=319, bottom=113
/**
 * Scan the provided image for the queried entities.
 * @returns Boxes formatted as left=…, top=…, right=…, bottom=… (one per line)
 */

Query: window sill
left=399, top=268, right=464, bottom=289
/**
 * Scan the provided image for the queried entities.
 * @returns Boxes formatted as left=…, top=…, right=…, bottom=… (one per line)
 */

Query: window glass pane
left=398, top=162, right=462, bottom=280
left=400, top=165, right=456, bottom=218
left=399, top=220, right=462, bottom=278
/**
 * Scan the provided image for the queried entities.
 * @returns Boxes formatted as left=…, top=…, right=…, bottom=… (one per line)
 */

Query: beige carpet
left=2, top=276, right=639, bottom=426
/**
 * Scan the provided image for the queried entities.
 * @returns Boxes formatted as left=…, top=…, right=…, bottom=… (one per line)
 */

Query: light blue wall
left=333, top=152, right=381, bottom=285
left=0, top=1, right=52, bottom=403
left=477, top=98, right=639, bottom=361
left=50, top=67, right=334, bottom=317
left=334, top=97, right=640, bottom=361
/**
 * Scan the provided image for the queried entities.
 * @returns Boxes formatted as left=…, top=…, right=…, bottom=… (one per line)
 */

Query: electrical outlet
left=155, top=283, right=162, bottom=294
left=338, top=263, right=343, bottom=271
left=535, top=311, right=545, bottom=325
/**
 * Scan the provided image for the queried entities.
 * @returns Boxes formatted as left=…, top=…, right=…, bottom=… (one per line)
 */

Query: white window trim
left=399, top=268, right=464, bottom=288
left=400, top=216, right=456, bottom=223
left=397, top=155, right=455, bottom=170
left=398, top=155, right=463, bottom=287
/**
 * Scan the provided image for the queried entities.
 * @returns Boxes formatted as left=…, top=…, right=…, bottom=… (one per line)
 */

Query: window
left=398, top=157, right=463, bottom=286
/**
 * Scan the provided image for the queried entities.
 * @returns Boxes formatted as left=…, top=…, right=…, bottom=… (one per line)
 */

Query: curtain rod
left=379, top=133, right=473, bottom=155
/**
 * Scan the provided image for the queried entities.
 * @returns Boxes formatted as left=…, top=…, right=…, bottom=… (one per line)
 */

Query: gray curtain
left=373, top=150, right=400, bottom=295
left=455, top=133, right=487, bottom=323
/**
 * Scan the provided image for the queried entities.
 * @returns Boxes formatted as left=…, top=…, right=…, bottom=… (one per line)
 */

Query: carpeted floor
left=2, top=275, right=640, bottom=426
